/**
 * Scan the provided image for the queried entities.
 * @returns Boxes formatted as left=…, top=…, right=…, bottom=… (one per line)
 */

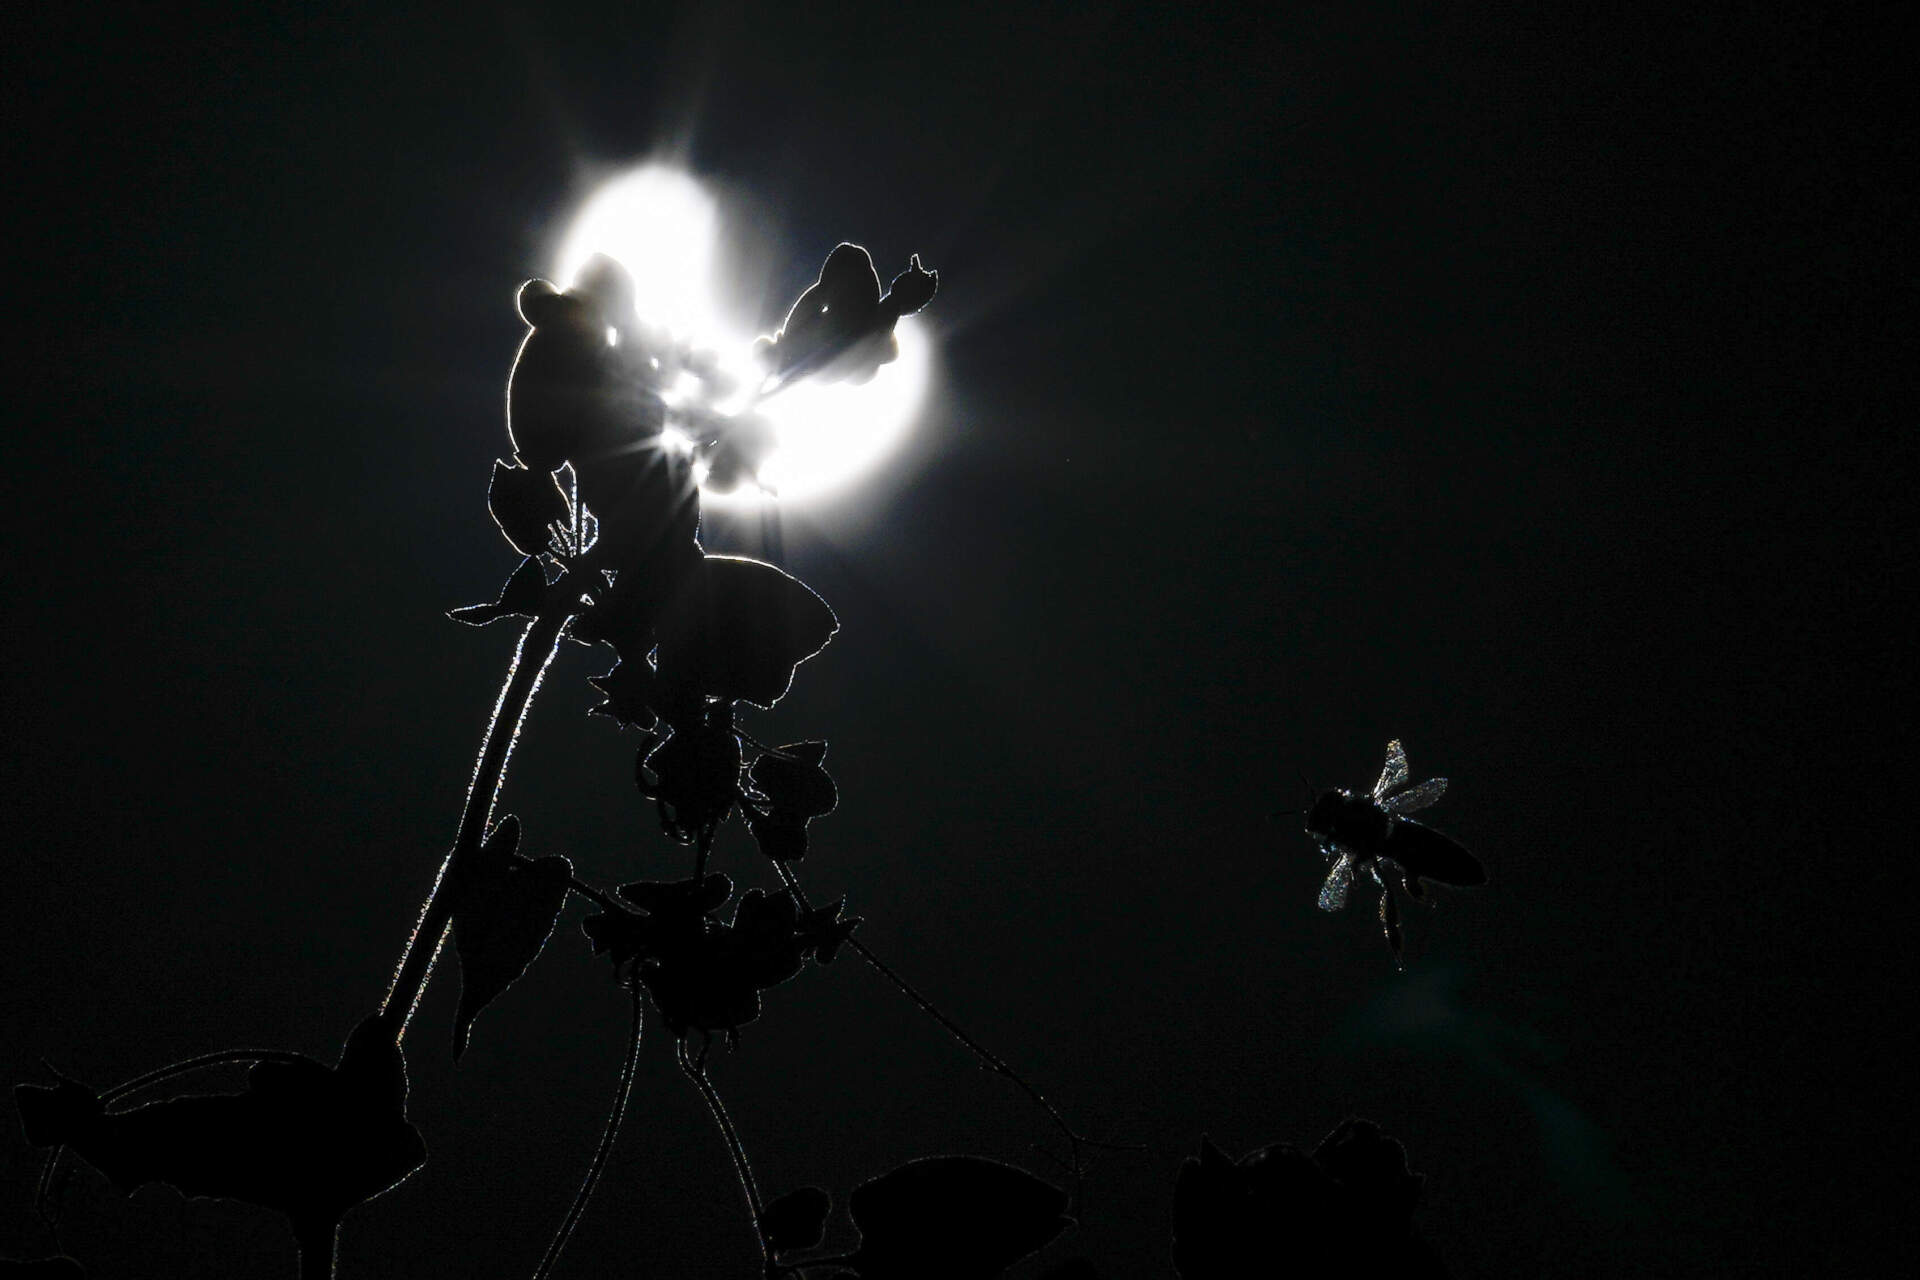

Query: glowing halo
left=554, top=166, right=722, bottom=340
left=552, top=164, right=931, bottom=508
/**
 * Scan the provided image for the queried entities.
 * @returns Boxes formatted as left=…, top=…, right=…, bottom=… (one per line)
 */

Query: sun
left=553, top=164, right=929, bottom=508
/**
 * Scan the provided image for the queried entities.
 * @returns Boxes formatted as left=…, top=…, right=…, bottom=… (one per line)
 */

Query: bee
left=1302, top=739, right=1485, bottom=964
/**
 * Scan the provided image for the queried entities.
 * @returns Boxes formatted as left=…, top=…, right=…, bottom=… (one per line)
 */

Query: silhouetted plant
left=12, top=241, right=1107, bottom=1279
left=10, top=235, right=1464, bottom=1278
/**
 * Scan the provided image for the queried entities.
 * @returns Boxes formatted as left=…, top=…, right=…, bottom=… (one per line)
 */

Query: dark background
left=3, top=3, right=1911, bottom=1275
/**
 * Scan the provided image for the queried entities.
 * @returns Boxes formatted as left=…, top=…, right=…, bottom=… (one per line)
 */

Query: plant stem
left=295, top=1219, right=338, bottom=1280
left=381, top=608, right=569, bottom=1041
left=99, top=1050, right=314, bottom=1108
left=772, top=862, right=1108, bottom=1180
left=532, top=984, right=643, bottom=1280
left=677, top=1040, right=769, bottom=1271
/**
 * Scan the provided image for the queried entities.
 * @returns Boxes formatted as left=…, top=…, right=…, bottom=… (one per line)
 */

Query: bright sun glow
left=554, top=164, right=930, bottom=508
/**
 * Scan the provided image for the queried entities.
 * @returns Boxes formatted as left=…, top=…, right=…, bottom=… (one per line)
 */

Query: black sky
left=3, top=4, right=1913, bottom=1276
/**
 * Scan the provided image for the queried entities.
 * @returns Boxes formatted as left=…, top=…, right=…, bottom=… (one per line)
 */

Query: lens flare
left=554, top=164, right=930, bottom=508
left=555, top=166, right=721, bottom=340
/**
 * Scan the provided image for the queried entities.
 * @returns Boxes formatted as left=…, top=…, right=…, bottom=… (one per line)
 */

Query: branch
left=531, top=984, right=644, bottom=1280
left=381, top=608, right=569, bottom=1041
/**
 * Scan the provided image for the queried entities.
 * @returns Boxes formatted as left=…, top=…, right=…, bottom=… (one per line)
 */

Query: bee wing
left=1383, top=777, right=1446, bottom=815
left=1317, top=850, right=1355, bottom=911
left=1372, top=739, right=1409, bottom=802
left=1387, top=819, right=1486, bottom=887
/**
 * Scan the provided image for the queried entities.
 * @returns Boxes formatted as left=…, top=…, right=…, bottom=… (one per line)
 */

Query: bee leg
left=1379, top=890, right=1404, bottom=968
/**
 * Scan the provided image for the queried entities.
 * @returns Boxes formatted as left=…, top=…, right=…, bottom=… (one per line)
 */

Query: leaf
left=761, top=1185, right=832, bottom=1253
left=1171, top=1122, right=1441, bottom=1279
left=449, top=816, right=575, bottom=1059
left=654, top=556, right=837, bottom=709
left=1035, top=1263, right=1104, bottom=1280
left=1311, top=1117, right=1424, bottom=1223
left=639, top=950, right=763, bottom=1037
left=488, top=460, right=571, bottom=558
left=592, top=878, right=814, bottom=1040
left=636, top=712, right=742, bottom=846
left=0, top=1258, right=86, bottom=1278
left=615, top=873, right=734, bottom=919
left=744, top=807, right=809, bottom=862
left=449, top=556, right=548, bottom=627
left=758, top=244, right=884, bottom=383
left=745, top=741, right=838, bottom=862
left=796, top=897, right=861, bottom=965
left=1173, top=1137, right=1324, bottom=1279
left=845, top=1156, right=1072, bottom=1279
left=725, top=888, right=806, bottom=989
left=586, top=657, right=658, bottom=731
left=580, top=903, right=651, bottom=970
left=586, top=874, right=732, bottom=976
left=750, top=742, right=837, bottom=817
left=12, top=1017, right=425, bottom=1245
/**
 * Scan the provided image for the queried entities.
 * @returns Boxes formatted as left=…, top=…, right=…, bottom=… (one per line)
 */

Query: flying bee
left=1299, top=739, right=1485, bottom=965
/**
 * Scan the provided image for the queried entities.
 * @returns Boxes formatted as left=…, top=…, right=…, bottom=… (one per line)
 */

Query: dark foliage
left=0, top=1259, right=85, bottom=1279
left=14, top=1018, right=424, bottom=1257
left=755, top=244, right=938, bottom=387
left=581, top=876, right=851, bottom=1041
left=486, top=460, right=572, bottom=561
left=744, top=740, right=837, bottom=863
left=448, top=555, right=550, bottom=628
left=760, top=1185, right=832, bottom=1253
left=448, top=816, right=575, bottom=1059
left=839, top=1155, right=1072, bottom=1279
left=1034, top=1262, right=1104, bottom=1280
left=1172, top=1120, right=1445, bottom=1279
left=636, top=706, right=744, bottom=848
left=653, top=555, right=838, bottom=710
left=7, top=228, right=1481, bottom=1279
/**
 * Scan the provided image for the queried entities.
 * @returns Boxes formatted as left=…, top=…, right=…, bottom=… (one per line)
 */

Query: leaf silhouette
left=845, top=1155, right=1072, bottom=1279
left=1172, top=1121, right=1443, bottom=1279
left=448, top=555, right=548, bottom=627
left=796, top=896, right=861, bottom=965
left=581, top=878, right=827, bottom=1040
left=0, top=1258, right=86, bottom=1278
left=13, top=1017, right=425, bottom=1254
left=1035, top=1262, right=1104, bottom=1280
left=761, top=1185, right=832, bottom=1253
left=615, top=872, right=735, bottom=920
left=583, top=874, right=733, bottom=983
left=636, top=711, right=742, bottom=846
left=756, top=245, right=937, bottom=387
left=654, top=556, right=837, bottom=709
left=487, top=459, right=570, bottom=559
left=745, top=741, right=838, bottom=862
left=449, top=816, right=575, bottom=1059
left=586, top=657, right=658, bottom=731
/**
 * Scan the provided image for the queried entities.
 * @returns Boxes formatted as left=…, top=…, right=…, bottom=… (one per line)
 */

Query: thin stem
left=294, top=1219, right=338, bottom=1280
left=773, top=863, right=1119, bottom=1181
left=676, top=1040, right=769, bottom=1271
left=566, top=876, right=619, bottom=911
left=532, top=984, right=644, bottom=1280
left=33, top=1147, right=63, bottom=1254
left=381, top=608, right=569, bottom=1041
left=101, top=1050, right=315, bottom=1107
